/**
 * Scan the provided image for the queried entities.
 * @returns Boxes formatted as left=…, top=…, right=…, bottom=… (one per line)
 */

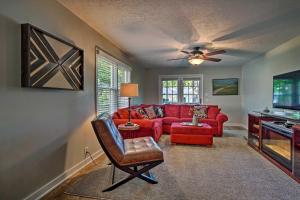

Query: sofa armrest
left=216, top=112, right=228, bottom=123
left=113, top=119, right=155, bottom=129
left=215, top=112, right=228, bottom=137
left=112, top=112, right=120, bottom=119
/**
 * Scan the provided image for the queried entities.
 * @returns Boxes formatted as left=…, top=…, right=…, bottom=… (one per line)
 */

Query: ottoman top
left=170, top=122, right=213, bottom=135
left=171, top=122, right=212, bottom=129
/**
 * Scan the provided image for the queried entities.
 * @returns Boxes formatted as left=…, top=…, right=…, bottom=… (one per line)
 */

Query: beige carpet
left=64, top=130, right=300, bottom=200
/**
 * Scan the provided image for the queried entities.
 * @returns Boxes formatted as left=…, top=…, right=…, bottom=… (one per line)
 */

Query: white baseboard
left=23, top=150, right=103, bottom=200
left=225, top=123, right=248, bottom=130
left=241, top=124, right=248, bottom=130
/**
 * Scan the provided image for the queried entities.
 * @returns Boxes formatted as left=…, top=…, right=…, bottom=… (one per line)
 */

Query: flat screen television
left=273, top=69, right=300, bottom=110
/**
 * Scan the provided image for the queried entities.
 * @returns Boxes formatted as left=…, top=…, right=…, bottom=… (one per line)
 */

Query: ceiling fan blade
left=167, top=57, right=188, bottom=61
left=205, top=50, right=226, bottom=56
left=180, top=50, right=191, bottom=55
left=202, top=57, right=221, bottom=62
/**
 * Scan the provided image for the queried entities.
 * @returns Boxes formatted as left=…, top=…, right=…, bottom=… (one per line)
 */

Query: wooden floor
left=42, top=126, right=246, bottom=200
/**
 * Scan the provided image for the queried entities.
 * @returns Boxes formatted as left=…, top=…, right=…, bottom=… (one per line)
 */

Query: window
left=159, top=75, right=203, bottom=104
left=161, top=79, right=179, bottom=104
left=183, top=78, right=201, bottom=103
left=96, top=48, right=131, bottom=115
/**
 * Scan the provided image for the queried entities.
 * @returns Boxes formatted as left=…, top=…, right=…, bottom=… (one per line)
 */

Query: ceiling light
left=188, top=56, right=204, bottom=65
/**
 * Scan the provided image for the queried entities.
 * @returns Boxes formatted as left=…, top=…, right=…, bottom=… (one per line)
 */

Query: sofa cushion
left=164, top=104, right=180, bottom=118
left=162, top=117, right=181, bottom=125
left=118, top=108, right=130, bottom=119
left=112, top=112, right=120, bottom=119
left=207, top=106, right=221, bottom=119
left=144, top=106, right=157, bottom=119
left=199, top=119, right=218, bottom=127
left=179, top=118, right=192, bottom=122
left=150, top=117, right=162, bottom=122
left=180, top=105, right=194, bottom=118
left=130, top=109, right=139, bottom=119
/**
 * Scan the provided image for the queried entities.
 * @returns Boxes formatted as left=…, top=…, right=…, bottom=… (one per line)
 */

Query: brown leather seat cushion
left=121, top=137, right=163, bottom=166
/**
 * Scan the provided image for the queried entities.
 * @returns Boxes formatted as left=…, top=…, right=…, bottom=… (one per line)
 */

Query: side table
left=117, top=124, right=140, bottom=139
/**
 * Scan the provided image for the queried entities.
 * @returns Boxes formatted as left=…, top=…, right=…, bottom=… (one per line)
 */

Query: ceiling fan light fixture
left=188, top=57, right=204, bottom=65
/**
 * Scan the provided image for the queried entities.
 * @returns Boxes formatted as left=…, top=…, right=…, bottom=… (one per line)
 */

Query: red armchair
left=113, top=104, right=228, bottom=141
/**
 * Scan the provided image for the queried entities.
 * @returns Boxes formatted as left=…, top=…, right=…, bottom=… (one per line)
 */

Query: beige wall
left=0, top=0, right=144, bottom=199
left=144, top=65, right=242, bottom=124
left=241, top=35, right=300, bottom=126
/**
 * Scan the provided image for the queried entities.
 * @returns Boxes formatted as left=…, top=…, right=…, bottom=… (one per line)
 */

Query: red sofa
left=113, top=104, right=228, bottom=142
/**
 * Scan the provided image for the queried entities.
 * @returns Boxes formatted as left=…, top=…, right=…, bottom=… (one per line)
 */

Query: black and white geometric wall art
left=21, top=24, right=84, bottom=90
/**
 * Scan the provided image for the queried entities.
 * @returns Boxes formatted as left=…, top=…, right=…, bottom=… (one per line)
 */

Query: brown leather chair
left=91, top=113, right=164, bottom=192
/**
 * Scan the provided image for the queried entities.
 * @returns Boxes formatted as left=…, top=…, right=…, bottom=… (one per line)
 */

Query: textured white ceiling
left=59, top=0, right=300, bottom=68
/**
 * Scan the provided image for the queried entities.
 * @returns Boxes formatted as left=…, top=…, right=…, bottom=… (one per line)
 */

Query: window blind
left=118, top=66, right=131, bottom=109
left=96, top=48, right=131, bottom=115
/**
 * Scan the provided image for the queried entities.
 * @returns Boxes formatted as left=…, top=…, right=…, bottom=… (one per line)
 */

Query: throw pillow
left=192, top=105, right=208, bottom=119
left=154, top=106, right=164, bottom=118
left=144, top=106, right=157, bottom=119
left=135, top=107, right=149, bottom=119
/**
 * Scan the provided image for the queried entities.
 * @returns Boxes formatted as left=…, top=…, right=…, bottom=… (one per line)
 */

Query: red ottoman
left=170, top=123, right=213, bottom=145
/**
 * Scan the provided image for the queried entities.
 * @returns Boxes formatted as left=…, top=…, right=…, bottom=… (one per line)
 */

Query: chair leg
left=103, top=174, right=135, bottom=192
left=102, top=161, right=162, bottom=192
left=122, top=162, right=161, bottom=184
left=139, top=173, right=158, bottom=184
left=111, top=164, right=115, bottom=185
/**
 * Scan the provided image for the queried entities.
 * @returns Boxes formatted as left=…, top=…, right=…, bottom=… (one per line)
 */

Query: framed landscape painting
left=212, top=78, right=239, bottom=95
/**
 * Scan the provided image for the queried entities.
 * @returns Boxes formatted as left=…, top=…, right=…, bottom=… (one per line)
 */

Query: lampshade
left=120, top=83, right=139, bottom=97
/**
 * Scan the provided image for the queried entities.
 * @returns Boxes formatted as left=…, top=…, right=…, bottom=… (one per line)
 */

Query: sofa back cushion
left=112, top=112, right=120, bottom=119
left=164, top=104, right=180, bottom=118
left=180, top=105, right=194, bottom=118
left=207, top=105, right=221, bottom=119
left=117, top=108, right=130, bottom=119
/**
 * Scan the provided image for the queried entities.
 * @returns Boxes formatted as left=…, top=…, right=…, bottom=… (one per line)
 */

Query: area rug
left=64, top=130, right=300, bottom=200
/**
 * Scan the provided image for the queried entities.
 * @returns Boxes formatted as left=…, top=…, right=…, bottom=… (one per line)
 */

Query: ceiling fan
left=168, top=47, right=226, bottom=65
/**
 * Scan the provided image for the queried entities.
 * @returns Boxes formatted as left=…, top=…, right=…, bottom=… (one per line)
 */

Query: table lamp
left=120, top=83, right=139, bottom=126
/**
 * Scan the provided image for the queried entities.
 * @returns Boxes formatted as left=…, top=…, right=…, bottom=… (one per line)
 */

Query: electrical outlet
left=84, top=146, right=89, bottom=158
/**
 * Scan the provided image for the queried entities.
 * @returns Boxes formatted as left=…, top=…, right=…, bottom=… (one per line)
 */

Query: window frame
left=95, top=46, right=131, bottom=115
left=158, top=74, right=204, bottom=104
